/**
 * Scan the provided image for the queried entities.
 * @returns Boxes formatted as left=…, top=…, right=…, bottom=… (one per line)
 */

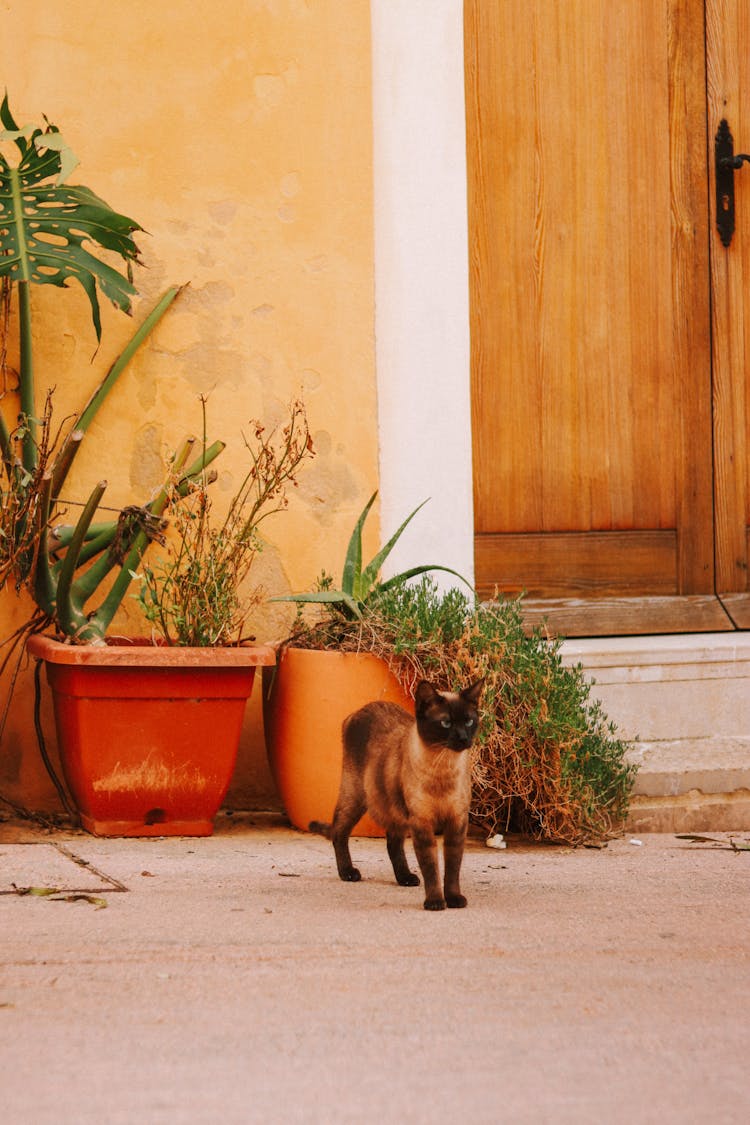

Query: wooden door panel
left=466, top=0, right=716, bottom=631
left=519, top=596, right=733, bottom=638
left=475, top=530, right=677, bottom=600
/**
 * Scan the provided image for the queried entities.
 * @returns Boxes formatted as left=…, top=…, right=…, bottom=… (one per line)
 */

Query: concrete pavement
left=2, top=813, right=749, bottom=1125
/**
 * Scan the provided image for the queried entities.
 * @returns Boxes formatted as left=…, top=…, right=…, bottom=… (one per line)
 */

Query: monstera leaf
left=0, top=93, right=141, bottom=340
left=0, top=95, right=229, bottom=643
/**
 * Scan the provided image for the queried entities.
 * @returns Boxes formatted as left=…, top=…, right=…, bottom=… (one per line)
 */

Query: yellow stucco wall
left=0, top=0, right=377, bottom=812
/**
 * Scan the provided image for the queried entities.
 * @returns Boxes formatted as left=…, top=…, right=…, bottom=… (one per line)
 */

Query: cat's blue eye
left=441, top=718, right=451, bottom=728
left=466, top=718, right=474, bottom=727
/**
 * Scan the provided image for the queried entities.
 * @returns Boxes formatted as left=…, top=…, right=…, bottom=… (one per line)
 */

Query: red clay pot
left=27, top=634, right=275, bottom=837
left=262, top=646, right=412, bottom=837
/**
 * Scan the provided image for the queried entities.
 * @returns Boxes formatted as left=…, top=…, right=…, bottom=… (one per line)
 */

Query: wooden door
left=708, top=0, right=750, bottom=627
left=465, top=0, right=750, bottom=635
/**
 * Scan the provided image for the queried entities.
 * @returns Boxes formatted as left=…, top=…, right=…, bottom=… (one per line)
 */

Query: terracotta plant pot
left=27, top=634, right=275, bottom=837
left=263, top=646, right=412, bottom=836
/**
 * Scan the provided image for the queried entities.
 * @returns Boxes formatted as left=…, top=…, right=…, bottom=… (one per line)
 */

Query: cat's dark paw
left=340, top=867, right=362, bottom=882
left=446, top=894, right=468, bottom=909
left=397, top=872, right=420, bottom=887
left=423, top=897, right=447, bottom=911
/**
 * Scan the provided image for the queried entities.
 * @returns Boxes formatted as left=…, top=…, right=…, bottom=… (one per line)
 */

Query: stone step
left=625, top=737, right=750, bottom=833
left=561, top=634, right=750, bottom=833
left=627, top=737, right=750, bottom=798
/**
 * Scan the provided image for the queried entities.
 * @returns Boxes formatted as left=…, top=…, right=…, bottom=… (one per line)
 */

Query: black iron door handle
left=719, top=153, right=750, bottom=169
left=715, top=119, right=749, bottom=247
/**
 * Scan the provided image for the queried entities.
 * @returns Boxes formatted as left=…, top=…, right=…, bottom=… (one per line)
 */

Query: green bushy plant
left=290, top=575, right=637, bottom=845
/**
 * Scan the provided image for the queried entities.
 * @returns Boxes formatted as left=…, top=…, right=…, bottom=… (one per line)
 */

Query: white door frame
left=370, top=0, right=474, bottom=586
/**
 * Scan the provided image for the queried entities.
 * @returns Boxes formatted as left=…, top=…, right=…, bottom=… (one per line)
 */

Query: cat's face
left=415, top=679, right=484, bottom=753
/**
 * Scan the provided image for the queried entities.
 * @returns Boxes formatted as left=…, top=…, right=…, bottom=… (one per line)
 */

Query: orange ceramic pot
left=27, top=634, right=275, bottom=837
left=262, top=646, right=412, bottom=837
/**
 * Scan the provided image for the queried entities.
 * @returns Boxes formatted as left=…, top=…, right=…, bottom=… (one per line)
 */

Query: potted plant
left=266, top=499, right=637, bottom=846
left=26, top=400, right=312, bottom=836
left=0, top=95, right=312, bottom=835
left=264, top=492, right=470, bottom=835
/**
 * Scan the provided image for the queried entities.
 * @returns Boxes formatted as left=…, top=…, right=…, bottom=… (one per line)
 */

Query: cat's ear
left=462, top=678, right=485, bottom=705
left=415, top=680, right=442, bottom=711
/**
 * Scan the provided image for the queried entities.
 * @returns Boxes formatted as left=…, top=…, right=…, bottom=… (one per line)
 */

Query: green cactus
left=273, top=490, right=471, bottom=621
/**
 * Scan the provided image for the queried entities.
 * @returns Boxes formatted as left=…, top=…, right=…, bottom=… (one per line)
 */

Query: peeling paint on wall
left=129, top=423, right=164, bottom=494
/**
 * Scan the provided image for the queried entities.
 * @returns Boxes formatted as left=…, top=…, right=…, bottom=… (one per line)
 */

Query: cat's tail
left=309, top=820, right=332, bottom=838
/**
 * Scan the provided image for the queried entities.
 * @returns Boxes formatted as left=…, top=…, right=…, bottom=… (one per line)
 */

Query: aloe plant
left=0, top=95, right=222, bottom=643
left=274, top=490, right=470, bottom=620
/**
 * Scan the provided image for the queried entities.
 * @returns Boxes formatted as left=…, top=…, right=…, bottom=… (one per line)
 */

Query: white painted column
left=370, top=0, right=474, bottom=587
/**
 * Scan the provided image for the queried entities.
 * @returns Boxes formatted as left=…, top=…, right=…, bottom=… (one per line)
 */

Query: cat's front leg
left=442, top=815, right=468, bottom=909
left=411, top=824, right=445, bottom=910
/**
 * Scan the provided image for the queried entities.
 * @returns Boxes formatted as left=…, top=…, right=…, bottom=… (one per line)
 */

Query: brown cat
left=312, top=679, right=484, bottom=911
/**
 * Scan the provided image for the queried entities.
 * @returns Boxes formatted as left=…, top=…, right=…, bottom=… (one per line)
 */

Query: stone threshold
left=561, top=631, right=750, bottom=681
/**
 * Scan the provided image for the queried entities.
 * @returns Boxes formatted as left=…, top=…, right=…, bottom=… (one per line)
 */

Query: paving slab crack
left=0, top=842, right=129, bottom=895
